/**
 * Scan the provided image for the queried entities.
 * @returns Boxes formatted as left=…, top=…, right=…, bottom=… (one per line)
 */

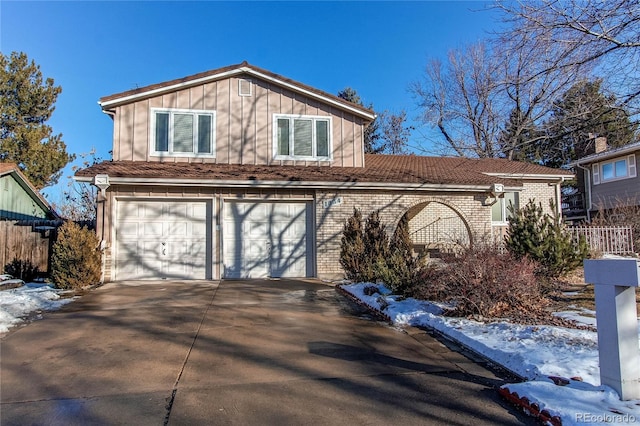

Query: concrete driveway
left=0, top=279, right=531, bottom=425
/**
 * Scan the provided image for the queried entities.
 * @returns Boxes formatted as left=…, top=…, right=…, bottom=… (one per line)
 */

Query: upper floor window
left=273, top=114, right=331, bottom=160
left=491, top=192, right=519, bottom=225
left=150, top=108, right=216, bottom=157
left=592, top=154, right=636, bottom=184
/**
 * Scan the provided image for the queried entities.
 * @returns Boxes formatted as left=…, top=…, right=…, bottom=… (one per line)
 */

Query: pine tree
left=0, top=51, right=74, bottom=189
left=51, top=221, right=102, bottom=289
left=363, top=210, right=389, bottom=264
left=385, top=214, right=421, bottom=293
left=505, top=200, right=589, bottom=279
left=340, top=208, right=366, bottom=281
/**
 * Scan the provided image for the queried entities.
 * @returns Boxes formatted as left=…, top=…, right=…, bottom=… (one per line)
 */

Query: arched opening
left=403, top=201, right=471, bottom=258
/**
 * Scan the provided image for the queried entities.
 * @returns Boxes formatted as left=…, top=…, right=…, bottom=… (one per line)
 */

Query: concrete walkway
left=1, top=279, right=532, bottom=425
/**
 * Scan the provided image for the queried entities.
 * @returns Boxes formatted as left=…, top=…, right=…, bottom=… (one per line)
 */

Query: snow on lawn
left=0, top=281, right=75, bottom=334
left=341, top=282, right=640, bottom=425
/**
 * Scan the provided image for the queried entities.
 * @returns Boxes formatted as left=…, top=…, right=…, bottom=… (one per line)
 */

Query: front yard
left=339, top=273, right=640, bottom=426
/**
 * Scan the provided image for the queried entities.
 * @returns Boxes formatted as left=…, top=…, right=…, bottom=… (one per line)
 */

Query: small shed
left=0, top=163, right=60, bottom=276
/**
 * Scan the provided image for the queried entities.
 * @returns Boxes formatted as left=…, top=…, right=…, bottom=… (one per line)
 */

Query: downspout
left=555, top=178, right=563, bottom=221
left=575, top=163, right=592, bottom=222
left=548, top=178, right=566, bottom=224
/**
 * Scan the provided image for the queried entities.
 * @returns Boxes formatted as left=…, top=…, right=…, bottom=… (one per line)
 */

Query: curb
left=336, top=284, right=524, bottom=380
left=335, top=285, right=392, bottom=323
left=498, top=386, right=562, bottom=426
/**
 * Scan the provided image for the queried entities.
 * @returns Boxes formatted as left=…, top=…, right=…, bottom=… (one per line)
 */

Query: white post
left=584, top=258, right=640, bottom=400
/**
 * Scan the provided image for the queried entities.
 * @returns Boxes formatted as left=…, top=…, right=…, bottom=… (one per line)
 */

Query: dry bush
left=409, top=244, right=548, bottom=319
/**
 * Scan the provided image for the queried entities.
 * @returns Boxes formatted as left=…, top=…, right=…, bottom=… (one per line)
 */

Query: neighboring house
left=75, top=62, right=572, bottom=282
left=565, top=139, right=640, bottom=222
left=0, top=163, right=57, bottom=221
left=0, top=162, right=59, bottom=275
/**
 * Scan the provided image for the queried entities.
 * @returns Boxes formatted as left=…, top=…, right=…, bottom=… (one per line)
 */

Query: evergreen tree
left=363, top=210, right=389, bottom=262
left=540, top=79, right=636, bottom=168
left=339, top=207, right=366, bottom=281
left=51, top=221, right=102, bottom=289
left=0, top=51, right=74, bottom=189
left=338, top=87, right=384, bottom=154
left=505, top=200, right=589, bottom=279
left=384, top=214, right=422, bottom=293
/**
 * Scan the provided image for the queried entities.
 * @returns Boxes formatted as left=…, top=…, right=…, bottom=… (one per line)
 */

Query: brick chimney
left=595, top=136, right=608, bottom=153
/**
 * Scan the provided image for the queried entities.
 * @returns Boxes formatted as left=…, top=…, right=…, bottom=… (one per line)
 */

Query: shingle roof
left=98, top=62, right=375, bottom=121
left=571, top=140, right=640, bottom=165
left=75, top=154, right=571, bottom=188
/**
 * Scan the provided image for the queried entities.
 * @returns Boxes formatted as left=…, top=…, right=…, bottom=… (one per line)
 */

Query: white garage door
left=115, top=200, right=211, bottom=280
left=223, top=201, right=311, bottom=278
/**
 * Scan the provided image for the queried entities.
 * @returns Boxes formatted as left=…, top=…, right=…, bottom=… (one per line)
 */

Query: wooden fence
left=0, top=220, right=59, bottom=276
left=569, top=225, right=635, bottom=255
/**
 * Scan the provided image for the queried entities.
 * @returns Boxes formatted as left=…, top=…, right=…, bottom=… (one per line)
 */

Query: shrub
left=363, top=210, right=389, bottom=280
left=340, top=209, right=426, bottom=292
left=410, top=244, right=546, bottom=319
left=4, top=259, right=39, bottom=282
left=505, top=200, right=589, bottom=279
left=383, top=214, right=426, bottom=294
left=340, top=208, right=366, bottom=281
left=50, top=221, right=101, bottom=289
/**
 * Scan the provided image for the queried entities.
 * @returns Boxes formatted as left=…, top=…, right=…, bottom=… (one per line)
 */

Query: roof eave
left=483, top=172, right=574, bottom=180
left=74, top=175, right=522, bottom=192
left=571, top=143, right=640, bottom=166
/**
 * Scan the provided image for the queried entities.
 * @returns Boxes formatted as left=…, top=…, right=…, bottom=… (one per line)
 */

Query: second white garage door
left=223, top=201, right=311, bottom=278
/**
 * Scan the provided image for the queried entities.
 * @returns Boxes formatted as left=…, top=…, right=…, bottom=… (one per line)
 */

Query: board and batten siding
left=0, top=174, right=49, bottom=220
left=110, top=76, right=366, bottom=168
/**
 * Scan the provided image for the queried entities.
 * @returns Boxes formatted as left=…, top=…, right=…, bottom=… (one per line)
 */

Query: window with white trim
left=273, top=114, right=331, bottom=160
left=150, top=108, right=215, bottom=157
left=593, top=154, right=637, bottom=185
left=491, top=192, right=519, bottom=224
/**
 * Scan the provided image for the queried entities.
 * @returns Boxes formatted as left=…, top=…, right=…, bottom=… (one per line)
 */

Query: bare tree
left=378, top=110, right=414, bottom=155
left=497, top=0, right=640, bottom=108
left=412, top=36, right=585, bottom=159
left=52, top=150, right=100, bottom=222
left=412, top=43, right=503, bottom=157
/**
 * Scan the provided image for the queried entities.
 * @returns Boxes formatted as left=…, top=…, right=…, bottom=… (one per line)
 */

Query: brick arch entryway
left=398, top=199, right=472, bottom=257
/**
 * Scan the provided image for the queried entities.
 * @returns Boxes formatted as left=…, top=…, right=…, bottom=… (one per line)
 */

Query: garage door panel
left=167, top=222, right=187, bottom=237
left=118, top=222, right=139, bottom=237
left=143, top=222, right=163, bottom=236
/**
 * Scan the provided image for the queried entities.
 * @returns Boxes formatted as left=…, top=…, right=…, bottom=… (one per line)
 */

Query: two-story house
left=75, top=62, right=572, bottom=282
left=565, top=138, right=639, bottom=222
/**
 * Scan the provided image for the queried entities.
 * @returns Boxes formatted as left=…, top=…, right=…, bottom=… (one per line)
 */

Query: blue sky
left=1, top=1, right=498, bottom=201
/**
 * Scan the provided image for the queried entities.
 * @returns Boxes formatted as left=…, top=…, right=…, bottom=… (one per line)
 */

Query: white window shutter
left=592, top=163, right=600, bottom=185
left=628, top=154, right=637, bottom=178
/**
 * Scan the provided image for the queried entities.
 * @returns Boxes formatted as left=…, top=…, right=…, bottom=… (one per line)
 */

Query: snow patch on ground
left=0, top=282, right=75, bottom=334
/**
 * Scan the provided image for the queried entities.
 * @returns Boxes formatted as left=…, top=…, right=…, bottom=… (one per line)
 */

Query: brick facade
left=314, top=182, right=560, bottom=280
left=314, top=189, right=492, bottom=279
